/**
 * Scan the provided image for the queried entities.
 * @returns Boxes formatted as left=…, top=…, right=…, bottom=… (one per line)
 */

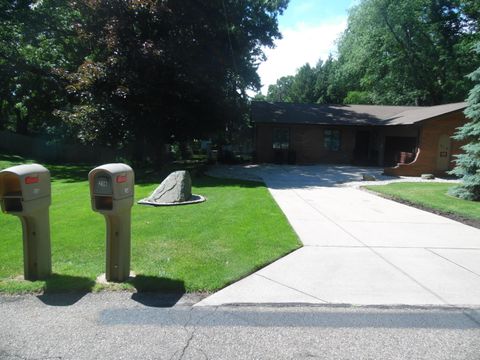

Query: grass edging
left=361, top=186, right=480, bottom=229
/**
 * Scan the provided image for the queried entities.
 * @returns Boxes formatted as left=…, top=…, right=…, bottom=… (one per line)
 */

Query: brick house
left=252, top=101, right=468, bottom=176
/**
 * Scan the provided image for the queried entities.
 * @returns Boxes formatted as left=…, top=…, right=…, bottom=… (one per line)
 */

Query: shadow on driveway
left=207, top=164, right=397, bottom=189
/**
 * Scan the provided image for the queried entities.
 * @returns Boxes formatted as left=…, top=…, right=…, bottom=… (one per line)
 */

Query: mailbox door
left=93, top=172, right=113, bottom=195
left=0, top=173, right=23, bottom=213
left=92, top=172, right=114, bottom=211
left=0, top=164, right=50, bottom=203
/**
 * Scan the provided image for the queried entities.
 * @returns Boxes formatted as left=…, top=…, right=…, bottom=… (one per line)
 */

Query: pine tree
left=449, top=43, right=480, bottom=201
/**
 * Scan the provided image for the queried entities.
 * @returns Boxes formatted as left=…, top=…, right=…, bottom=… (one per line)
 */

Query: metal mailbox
left=0, top=164, right=52, bottom=280
left=88, top=164, right=134, bottom=282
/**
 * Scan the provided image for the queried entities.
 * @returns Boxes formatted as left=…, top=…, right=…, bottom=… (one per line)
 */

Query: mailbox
left=0, top=164, right=52, bottom=280
left=88, top=164, right=134, bottom=282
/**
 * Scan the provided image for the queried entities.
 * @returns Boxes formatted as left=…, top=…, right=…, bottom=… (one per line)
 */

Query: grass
left=364, top=182, right=480, bottom=223
left=0, top=153, right=301, bottom=294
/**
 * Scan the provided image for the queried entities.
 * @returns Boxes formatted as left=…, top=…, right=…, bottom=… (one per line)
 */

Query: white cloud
left=256, top=17, right=347, bottom=95
left=292, top=1, right=316, bottom=15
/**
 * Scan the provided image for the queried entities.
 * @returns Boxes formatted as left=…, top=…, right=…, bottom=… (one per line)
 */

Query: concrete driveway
left=198, top=165, right=480, bottom=307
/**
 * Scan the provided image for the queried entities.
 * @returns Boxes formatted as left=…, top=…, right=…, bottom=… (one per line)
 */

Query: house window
left=272, top=128, right=290, bottom=150
left=324, top=129, right=341, bottom=151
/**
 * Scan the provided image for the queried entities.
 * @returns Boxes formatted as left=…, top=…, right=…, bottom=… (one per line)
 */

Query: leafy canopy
left=1, top=0, right=288, bottom=162
left=265, top=0, right=479, bottom=106
left=55, top=0, right=288, bottom=162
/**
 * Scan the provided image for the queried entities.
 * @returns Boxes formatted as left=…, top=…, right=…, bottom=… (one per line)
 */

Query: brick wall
left=383, top=111, right=467, bottom=177
left=255, top=110, right=467, bottom=172
left=255, top=123, right=356, bottom=164
left=294, top=125, right=355, bottom=164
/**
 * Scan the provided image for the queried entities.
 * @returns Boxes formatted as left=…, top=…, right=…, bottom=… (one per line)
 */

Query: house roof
left=251, top=101, right=467, bottom=126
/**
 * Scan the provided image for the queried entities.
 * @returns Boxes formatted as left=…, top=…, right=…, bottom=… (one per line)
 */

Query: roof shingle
left=251, top=101, right=467, bottom=126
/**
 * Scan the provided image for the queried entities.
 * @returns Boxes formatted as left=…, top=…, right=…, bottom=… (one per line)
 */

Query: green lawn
left=364, top=182, right=480, bottom=222
left=0, top=154, right=300, bottom=294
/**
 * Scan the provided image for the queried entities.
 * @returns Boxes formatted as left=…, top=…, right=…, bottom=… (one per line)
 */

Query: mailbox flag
left=116, top=175, right=128, bottom=183
left=25, top=176, right=39, bottom=185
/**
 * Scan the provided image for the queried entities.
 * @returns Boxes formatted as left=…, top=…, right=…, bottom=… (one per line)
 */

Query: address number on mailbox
left=93, top=174, right=113, bottom=195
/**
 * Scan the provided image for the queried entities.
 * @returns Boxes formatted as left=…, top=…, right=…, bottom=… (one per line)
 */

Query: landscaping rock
left=362, top=174, right=377, bottom=181
left=421, top=174, right=435, bottom=180
left=138, top=171, right=205, bottom=206
left=145, top=170, right=191, bottom=203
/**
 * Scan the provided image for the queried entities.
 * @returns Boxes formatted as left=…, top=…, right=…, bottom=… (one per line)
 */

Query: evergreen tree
left=449, top=42, right=480, bottom=201
left=288, top=64, right=317, bottom=103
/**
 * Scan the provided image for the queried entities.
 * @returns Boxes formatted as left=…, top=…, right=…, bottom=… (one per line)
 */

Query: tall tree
left=266, top=75, right=294, bottom=102
left=314, top=56, right=346, bottom=104
left=449, top=42, right=480, bottom=201
left=288, top=63, right=317, bottom=103
left=0, top=0, right=82, bottom=136
left=266, top=57, right=347, bottom=104
left=56, top=0, right=287, bottom=162
left=336, top=0, right=480, bottom=105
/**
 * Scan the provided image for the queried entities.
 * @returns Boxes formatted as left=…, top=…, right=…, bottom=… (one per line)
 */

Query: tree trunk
left=153, top=142, right=167, bottom=170
left=133, top=131, right=147, bottom=165
left=15, top=108, right=28, bottom=134
left=0, top=105, right=5, bottom=131
left=179, top=141, right=192, bottom=160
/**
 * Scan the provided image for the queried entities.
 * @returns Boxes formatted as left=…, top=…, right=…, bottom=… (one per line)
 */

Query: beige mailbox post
left=89, top=164, right=134, bottom=282
left=0, top=164, right=52, bottom=280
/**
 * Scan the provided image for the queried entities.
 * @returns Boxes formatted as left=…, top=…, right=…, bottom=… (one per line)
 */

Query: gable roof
left=251, top=101, right=467, bottom=126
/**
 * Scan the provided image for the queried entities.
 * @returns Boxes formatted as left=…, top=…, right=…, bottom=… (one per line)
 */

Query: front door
left=437, top=134, right=451, bottom=171
left=354, top=131, right=370, bottom=164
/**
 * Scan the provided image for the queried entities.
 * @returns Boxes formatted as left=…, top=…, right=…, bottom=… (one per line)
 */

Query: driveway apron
left=197, top=165, right=480, bottom=307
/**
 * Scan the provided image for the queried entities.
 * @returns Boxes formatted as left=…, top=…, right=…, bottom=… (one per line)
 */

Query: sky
left=256, top=0, right=358, bottom=95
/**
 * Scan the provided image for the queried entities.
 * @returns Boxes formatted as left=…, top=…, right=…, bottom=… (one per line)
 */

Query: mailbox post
left=0, top=164, right=52, bottom=280
left=89, top=164, right=134, bottom=282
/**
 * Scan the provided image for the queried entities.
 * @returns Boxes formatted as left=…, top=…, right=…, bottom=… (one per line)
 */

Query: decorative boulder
left=362, top=174, right=377, bottom=181
left=138, top=171, right=205, bottom=206
left=421, top=174, right=435, bottom=180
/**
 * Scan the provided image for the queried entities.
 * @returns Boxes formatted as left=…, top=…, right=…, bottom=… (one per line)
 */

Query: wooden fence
left=0, top=131, right=121, bottom=163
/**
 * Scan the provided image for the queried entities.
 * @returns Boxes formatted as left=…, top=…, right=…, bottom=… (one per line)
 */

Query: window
left=272, top=128, right=290, bottom=150
left=324, top=129, right=341, bottom=151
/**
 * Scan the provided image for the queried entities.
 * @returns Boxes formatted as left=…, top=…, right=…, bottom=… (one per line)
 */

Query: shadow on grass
left=129, top=275, right=186, bottom=308
left=135, top=175, right=263, bottom=199
left=47, top=164, right=93, bottom=183
left=192, top=176, right=263, bottom=189
left=0, top=153, right=27, bottom=164
left=134, top=163, right=207, bottom=185
left=1, top=152, right=262, bottom=189
left=133, top=161, right=264, bottom=189
left=0, top=152, right=94, bottom=183
left=36, top=274, right=96, bottom=306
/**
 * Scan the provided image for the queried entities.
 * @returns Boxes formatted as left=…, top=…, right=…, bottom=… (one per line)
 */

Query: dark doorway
left=384, top=137, right=417, bottom=167
left=354, top=131, right=378, bottom=165
left=273, top=149, right=288, bottom=164
left=272, top=128, right=288, bottom=164
left=354, top=131, right=370, bottom=164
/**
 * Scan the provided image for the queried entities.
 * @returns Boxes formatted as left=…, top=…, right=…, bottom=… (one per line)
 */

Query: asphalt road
left=1, top=293, right=480, bottom=360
